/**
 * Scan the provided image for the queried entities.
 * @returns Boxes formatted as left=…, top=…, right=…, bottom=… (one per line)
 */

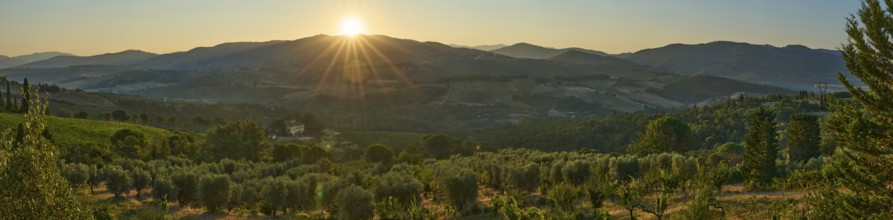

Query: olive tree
left=334, top=185, right=375, bottom=220
left=198, top=174, right=231, bottom=213
left=172, top=171, right=199, bottom=205
left=131, top=168, right=151, bottom=198
left=104, top=166, right=132, bottom=198
left=61, top=163, right=90, bottom=189
left=152, top=177, right=178, bottom=202
left=375, top=172, right=422, bottom=207
left=439, top=168, right=479, bottom=211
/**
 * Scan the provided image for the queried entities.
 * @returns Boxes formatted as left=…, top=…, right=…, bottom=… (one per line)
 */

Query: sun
left=339, top=16, right=364, bottom=36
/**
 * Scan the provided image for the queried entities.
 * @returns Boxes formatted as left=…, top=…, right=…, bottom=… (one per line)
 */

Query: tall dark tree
left=628, top=116, right=696, bottom=156
left=74, top=111, right=89, bottom=119
left=300, top=113, right=325, bottom=138
left=167, top=132, right=200, bottom=158
left=0, top=86, right=4, bottom=112
left=205, top=121, right=269, bottom=161
left=267, top=119, right=288, bottom=136
left=808, top=1, right=893, bottom=218
left=364, top=144, right=394, bottom=166
left=111, top=109, right=130, bottom=122
left=139, top=113, right=149, bottom=124
left=300, top=143, right=331, bottom=164
left=5, top=80, right=11, bottom=112
left=786, top=113, right=820, bottom=162
left=271, top=144, right=301, bottom=162
left=110, top=129, right=149, bottom=159
left=19, top=78, right=29, bottom=113
left=741, top=108, right=777, bottom=190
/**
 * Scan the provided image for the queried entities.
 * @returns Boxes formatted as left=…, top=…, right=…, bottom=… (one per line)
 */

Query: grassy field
left=339, top=131, right=428, bottom=148
left=0, top=113, right=172, bottom=147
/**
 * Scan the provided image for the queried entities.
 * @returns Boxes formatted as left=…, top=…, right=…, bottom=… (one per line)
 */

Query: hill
left=622, top=41, right=855, bottom=91
left=491, top=42, right=608, bottom=59
left=0, top=112, right=171, bottom=148
left=0, top=35, right=796, bottom=132
left=647, top=75, right=791, bottom=104
left=16, top=50, right=157, bottom=69
left=0, top=52, right=73, bottom=69
left=548, top=50, right=655, bottom=70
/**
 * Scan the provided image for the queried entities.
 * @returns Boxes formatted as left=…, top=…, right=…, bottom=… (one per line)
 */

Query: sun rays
left=288, top=34, right=411, bottom=108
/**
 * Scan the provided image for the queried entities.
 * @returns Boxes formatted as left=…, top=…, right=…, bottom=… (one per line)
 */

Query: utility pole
left=814, top=82, right=828, bottom=107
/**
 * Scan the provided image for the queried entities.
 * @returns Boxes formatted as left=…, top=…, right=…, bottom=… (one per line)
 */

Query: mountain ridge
left=0, top=52, right=73, bottom=69
left=491, top=42, right=608, bottom=59
left=16, top=50, right=157, bottom=69
left=621, top=41, right=853, bottom=90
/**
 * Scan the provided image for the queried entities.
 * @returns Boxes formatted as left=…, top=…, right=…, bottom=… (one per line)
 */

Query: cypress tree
left=741, top=108, right=776, bottom=191
left=19, top=78, right=29, bottom=113
left=807, top=1, right=893, bottom=218
left=6, top=80, right=11, bottom=112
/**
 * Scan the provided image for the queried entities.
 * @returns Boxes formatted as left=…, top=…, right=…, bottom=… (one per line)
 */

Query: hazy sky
left=0, top=0, right=861, bottom=56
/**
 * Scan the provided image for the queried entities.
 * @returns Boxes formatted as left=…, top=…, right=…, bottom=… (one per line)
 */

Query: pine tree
left=786, top=113, right=820, bottom=162
left=741, top=108, right=776, bottom=191
left=807, top=0, right=893, bottom=218
left=0, top=87, right=90, bottom=218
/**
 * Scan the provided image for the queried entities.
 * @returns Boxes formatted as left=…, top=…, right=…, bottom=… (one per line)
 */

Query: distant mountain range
left=491, top=42, right=609, bottom=59
left=620, top=41, right=853, bottom=91
left=449, top=44, right=509, bottom=51
left=5, top=35, right=854, bottom=123
left=0, top=52, right=73, bottom=69
left=16, top=50, right=157, bottom=69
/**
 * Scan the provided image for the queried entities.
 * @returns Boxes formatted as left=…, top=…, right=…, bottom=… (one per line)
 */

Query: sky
left=0, top=0, right=862, bottom=56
